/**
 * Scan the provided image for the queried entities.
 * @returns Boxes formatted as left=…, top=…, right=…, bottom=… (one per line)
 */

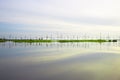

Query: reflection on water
left=0, top=42, right=120, bottom=80
left=0, top=41, right=120, bottom=49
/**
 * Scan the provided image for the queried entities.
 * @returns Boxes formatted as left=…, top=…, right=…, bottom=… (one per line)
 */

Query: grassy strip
left=0, top=39, right=117, bottom=43
left=0, top=39, right=7, bottom=42
left=11, top=39, right=52, bottom=43
left=57, top=39, right=108, bottom=43
left=0, top=40, right=6, bottom=42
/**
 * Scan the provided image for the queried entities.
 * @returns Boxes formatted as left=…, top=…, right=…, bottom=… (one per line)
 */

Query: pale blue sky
left=0, top=0, right=120, bottom=34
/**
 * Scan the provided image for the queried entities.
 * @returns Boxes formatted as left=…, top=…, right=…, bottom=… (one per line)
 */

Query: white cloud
left=0, top=0, right=120, bottom=34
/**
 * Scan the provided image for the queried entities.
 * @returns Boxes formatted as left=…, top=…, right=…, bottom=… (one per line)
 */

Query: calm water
left=0, top=42, right=120, bottom=80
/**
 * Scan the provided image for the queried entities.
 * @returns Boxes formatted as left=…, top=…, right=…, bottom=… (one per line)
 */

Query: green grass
left=0, top=39, right=7, bottom=42
left=57, top=39, right=108, bottom=43
left=0, top=39, right=117, bottom=43
left=11, top=39, right=52, bottom=43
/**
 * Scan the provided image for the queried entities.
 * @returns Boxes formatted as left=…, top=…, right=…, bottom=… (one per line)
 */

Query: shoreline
left=0, top=39, right=118, bottom=43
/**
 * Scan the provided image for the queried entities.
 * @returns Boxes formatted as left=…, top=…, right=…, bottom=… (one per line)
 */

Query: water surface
left=0, top=42, right=120, bottom=80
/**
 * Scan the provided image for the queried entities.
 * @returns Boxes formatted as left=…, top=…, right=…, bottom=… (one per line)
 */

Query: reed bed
left=0, top=39, right=118, bottom=43
left=57, top=39, right=108, bottom=43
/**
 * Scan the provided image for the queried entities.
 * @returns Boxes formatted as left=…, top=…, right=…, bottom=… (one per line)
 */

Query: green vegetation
left=57, top=39, right=108, bottom=43
left=108, top=40, right=117, bottom=42
left=11, top=39, right=52, bottom=43
left=0, top=39, right=7, bottom=42
left=0, top=38, right=118, bottom=43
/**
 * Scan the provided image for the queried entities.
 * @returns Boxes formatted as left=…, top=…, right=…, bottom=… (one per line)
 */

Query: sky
left=0, top=0, right=120, bottom=35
